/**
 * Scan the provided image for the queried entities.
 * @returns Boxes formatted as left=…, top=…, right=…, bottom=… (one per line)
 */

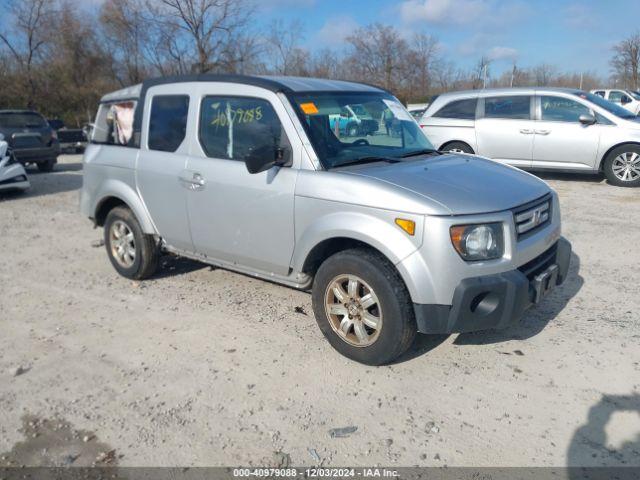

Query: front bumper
left=0, top=163, right=30, bottom=192
left=414, top=237, right=571, bottom=334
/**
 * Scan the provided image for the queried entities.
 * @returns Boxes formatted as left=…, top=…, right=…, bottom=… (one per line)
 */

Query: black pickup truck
left=48, top=119, right=88, bottom=154
left=0, top=110, right=60, bottom=172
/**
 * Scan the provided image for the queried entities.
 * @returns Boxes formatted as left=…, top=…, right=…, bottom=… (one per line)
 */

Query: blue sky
left=258, top=0, right=640, bottom=78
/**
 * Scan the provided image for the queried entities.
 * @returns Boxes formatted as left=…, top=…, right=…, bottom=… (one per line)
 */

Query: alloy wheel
left=612, top=152, right=640, bottom=182
left=324, top=274, right=382, bottom=347
left=109, top=220, right=136, bottom=268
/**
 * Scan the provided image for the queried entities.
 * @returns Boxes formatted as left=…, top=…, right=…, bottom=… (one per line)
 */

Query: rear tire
left=442, top=141, right=474, bottom=154
left=104, top=206, right=159, bottom=280
left=37, top=158, right=55, bottom=172
left=312, top=248, right=416, bottom=365
left=603, top=145, right=640, bottom=187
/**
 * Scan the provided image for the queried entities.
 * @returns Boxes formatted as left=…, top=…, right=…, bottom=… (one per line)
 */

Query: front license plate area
left=532, top=264, right=559, bottom=304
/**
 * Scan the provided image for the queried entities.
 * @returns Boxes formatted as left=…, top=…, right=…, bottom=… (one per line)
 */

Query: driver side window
left=540, top=96, right=591, bottom=123
left=198, top=96, right=291, bottom=161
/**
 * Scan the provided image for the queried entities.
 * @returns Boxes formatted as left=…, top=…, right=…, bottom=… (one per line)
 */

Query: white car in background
left=419, top=87, right=640, bottom=187
left=0, top=135, right=30, bottom=193
left=591, top=89, right=640, bottom=115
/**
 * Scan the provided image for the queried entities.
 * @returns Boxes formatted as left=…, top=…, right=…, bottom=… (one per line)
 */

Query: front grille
left=518, top=243, right=558, bottom=281
left=513, top=194, right=552, bottom=240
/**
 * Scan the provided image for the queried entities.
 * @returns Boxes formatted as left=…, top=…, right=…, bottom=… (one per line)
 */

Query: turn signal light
left=395, top=218, right=415, bottom=236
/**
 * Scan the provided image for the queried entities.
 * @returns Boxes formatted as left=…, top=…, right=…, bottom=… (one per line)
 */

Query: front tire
left=442, top=141, right=474, bottom=154
left=312, top=249, right=416, bottom=365
left=603, top=145, right=640, bottom=187
left=104, top=206, right=159, bottom=280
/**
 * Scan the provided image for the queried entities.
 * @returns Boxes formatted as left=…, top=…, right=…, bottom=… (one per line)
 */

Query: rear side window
left=433, top=98, right=477, bottom=120
left=148, top=95, right=189, bottom=152
left=92, top=101, right=137, bottom=145
left=199, top=96, right=290, bottom=161
left=0, top=112, right=47, bottom=128
left=484, top=96, right=531, bottom=120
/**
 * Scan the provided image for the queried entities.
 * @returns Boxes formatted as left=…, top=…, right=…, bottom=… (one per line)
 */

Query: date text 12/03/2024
left=232, top=468, right=399, bottom=477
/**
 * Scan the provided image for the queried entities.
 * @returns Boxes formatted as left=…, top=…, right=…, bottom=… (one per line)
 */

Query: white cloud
left=400, top=0, right=488, bottom=25
left=487, top=46, right=518, bottom=61
left=315, top=16, right=360, bottom=47
left=400, top=0, right=529, bottom=27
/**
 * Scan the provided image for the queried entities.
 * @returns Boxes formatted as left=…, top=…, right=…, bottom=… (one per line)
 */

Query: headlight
left=450, top=223, right=503, bottom=261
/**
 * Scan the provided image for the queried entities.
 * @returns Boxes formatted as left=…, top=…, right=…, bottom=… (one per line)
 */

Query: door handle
left=535, top=130, right=551, bottom=135
left=192, top=173, right=206, bottom=187
left=519, top=129, right=534, bottom=135
left=178, top=171, right=206, bottom=190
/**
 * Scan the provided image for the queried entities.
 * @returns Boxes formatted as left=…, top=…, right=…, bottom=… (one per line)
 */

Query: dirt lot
left=0, top=155, right=639, bottom=468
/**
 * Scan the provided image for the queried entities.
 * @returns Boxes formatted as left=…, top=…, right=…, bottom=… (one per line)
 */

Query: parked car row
left=418, top=87, right=640, bottom=187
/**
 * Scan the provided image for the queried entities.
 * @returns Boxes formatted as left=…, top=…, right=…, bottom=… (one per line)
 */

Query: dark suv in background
left=0, top=110, right=60, bottom=172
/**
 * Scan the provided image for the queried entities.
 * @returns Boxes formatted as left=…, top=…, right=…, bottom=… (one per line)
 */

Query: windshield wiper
left=333, top=156, right=402, bottom=168
left=399, top=148, right=441, bottom=158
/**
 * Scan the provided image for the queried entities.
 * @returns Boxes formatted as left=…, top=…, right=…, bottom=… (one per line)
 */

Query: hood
left=339, top=154, right=551, bottom=215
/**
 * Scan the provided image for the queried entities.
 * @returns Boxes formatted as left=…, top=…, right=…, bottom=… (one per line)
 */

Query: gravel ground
left=0, top=155, right=639, bottom=468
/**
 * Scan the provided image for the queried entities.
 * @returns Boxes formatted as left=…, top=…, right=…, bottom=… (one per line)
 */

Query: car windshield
left=574, top=92, right=637, bottom=119
left=289, top=92, right=436, bottom=169
left=0, top=112, right=47, bottom=128
left=628, top=90, right=640, bottom=101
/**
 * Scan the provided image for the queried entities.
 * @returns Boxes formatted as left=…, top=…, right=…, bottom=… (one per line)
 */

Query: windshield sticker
left=300, top=102, right=319, bottom=115
left=383, top=99, right=414, bottom=122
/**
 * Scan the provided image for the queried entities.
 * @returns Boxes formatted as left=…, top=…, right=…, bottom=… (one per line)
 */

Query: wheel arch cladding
left=93, top=181, right=156, bottom=234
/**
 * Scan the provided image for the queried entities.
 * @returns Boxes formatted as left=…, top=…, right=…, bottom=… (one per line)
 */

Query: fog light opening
left=470, top=291, right=500, bottom=317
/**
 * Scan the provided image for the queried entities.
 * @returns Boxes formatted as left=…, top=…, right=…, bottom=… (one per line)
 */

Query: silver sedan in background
left=418, top=87, right=640, bottom=187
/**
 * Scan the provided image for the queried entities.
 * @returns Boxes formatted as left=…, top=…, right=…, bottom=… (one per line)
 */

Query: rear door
left=531, top=94, right=601, bottom=170
left=474, top=95, right=535, bottom=167
left=136, top=87, right=194, bottom=252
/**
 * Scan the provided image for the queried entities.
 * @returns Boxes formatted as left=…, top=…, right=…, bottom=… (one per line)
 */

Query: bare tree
left=345, top=24, right=407, bottom=91
left=100, top=0, right=151, bottom=85
left=532, top=63, right=557, bottom=86
left=611, top=32, right=640, bottom=90
left=472, top=56, right=491, bottom=89
left=404, top=33, right=439, bottom=97
left=153, top=0, right=250, bottom=74
left=219, top=32, right=265, bottom=74
left=266, top=19, right=306, bottom=75
left=0, top=0, right=53, bottom=107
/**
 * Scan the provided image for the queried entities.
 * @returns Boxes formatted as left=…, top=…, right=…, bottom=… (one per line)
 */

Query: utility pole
left=483, top=64, right=488, bottom=89
left=510, top=62, right=516, bottom=88
left=579, top=72, right=583, bottom=90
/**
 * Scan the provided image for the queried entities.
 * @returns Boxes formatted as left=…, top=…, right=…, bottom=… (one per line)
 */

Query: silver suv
left=419, top=88, right=640, bottom=187
left=81, top=75, right=572, bottom=365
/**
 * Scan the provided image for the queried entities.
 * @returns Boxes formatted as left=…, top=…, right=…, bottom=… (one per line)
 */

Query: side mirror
left=621, top=96, right=631, bottom=105
left=244, top=144, right=289, bottom=174
left=579, top=114, right=596, bottom=125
